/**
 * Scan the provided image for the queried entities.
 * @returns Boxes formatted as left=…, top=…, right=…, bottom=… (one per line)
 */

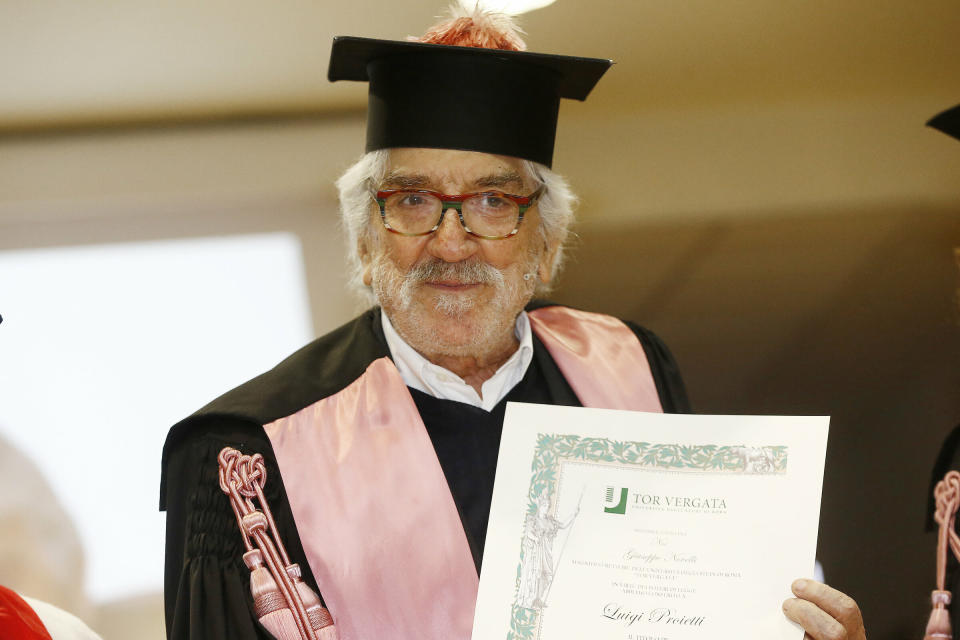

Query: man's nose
left=428, top=207, right=476, bottom=261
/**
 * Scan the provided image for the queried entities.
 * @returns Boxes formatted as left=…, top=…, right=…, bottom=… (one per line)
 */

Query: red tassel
left=415, top=5, right=527, bottom=51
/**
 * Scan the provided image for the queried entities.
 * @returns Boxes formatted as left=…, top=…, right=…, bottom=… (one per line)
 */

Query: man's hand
left=782, top=579, right=866, bottom=640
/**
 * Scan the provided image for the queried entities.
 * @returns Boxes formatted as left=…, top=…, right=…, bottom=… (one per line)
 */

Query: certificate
left=473, top=403, right=829, bottom=640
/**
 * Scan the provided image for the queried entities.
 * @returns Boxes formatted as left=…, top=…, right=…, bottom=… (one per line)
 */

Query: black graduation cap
left=328, top=36, right=612, bottom=167
left=927, top=104, right=960, bottom=142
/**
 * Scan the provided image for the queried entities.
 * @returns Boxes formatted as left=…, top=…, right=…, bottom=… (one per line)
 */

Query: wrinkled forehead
left=382, top=148, right=534, bottom=193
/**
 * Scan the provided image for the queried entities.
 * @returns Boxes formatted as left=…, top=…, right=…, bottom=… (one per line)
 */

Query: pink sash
left=528, top=306, right=663, bottom=413
left=264, top=358, right=478, bottom=640
left=264, top=306, right=662, bottom=639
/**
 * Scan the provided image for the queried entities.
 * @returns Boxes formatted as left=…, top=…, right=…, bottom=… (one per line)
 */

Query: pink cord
left=934, top=472, right=960, bottom=591
left=926, top=470, right=960, bottom=640
left=219, top=447, right=334, bottom=640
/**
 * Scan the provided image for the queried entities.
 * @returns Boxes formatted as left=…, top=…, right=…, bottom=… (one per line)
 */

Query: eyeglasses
left=372, top=187, right=543, bottom=240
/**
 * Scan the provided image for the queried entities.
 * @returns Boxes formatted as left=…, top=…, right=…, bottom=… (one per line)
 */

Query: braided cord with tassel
left=926, top=470, right=960, bottom=640
left=218, top=447, right=338, bottom=640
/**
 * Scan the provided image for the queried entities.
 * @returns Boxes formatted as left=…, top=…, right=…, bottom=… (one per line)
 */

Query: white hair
left=335, top=149, right=578, bottom=301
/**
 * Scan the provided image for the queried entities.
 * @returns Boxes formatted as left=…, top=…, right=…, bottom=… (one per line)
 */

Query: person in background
left=0, top=435, right=103, bottom=640
left=0, top=586, right=102, bottom=640
left=924, top=100, right=960, bottom=640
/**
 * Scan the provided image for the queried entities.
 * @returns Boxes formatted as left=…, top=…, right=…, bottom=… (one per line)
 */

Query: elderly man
left=160, top=8, right=866, bottom=640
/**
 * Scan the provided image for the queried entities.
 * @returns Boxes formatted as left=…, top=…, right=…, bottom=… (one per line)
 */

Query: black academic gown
left=159, top=302, right=690, bottom=640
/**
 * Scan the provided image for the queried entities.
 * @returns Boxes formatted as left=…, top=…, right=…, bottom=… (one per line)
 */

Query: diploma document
left=473, top=404, right=829, bottom=640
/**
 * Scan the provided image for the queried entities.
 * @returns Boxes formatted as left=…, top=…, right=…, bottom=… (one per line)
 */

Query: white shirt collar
left=380, top=309, right=534, bottom=411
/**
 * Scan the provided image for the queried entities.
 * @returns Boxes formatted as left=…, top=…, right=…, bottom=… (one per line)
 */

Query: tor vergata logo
left=603, top=486, right=628, bottom=514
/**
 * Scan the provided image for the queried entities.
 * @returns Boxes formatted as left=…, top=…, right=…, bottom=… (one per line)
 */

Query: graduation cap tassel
left=219, top=447, right=339, bottom=640
left=927, top=471, right=960, bottom=640
left=415, top=2, right=527, bottom=50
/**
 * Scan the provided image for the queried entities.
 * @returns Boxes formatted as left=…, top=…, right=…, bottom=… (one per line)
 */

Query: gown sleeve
left=161, top=419, right=320, bottom=640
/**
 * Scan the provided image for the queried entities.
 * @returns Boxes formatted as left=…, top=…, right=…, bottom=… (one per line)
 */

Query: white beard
left=370, top=252, right=538, bottom=358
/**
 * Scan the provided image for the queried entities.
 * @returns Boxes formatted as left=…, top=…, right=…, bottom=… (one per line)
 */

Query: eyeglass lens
left=382, top=192, right=520, bottom=237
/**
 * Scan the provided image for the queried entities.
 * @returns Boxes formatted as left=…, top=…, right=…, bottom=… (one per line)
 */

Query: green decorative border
left=507, top=435, right=788, bottom=640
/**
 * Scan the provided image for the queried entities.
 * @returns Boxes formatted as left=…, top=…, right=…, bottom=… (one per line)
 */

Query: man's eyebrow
left=381, top=173, right=432, bottom=189
left=380, top=171, right=527, bottom=191
left=473, top=172, right=526, bottom=191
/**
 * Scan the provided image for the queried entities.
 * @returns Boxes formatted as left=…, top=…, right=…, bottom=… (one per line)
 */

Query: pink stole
left=263, top=306, right=663, bottom=640
left=527, top=306, right=664, bottom=412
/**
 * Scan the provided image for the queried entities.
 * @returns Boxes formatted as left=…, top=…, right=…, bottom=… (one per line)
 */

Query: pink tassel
left=245, top=551, right=284, bottom=616
left=259, top=611, right=306, bottom=640
left=245, top=551, right=304, bottom=640
left=286, top=563, right=336, bottom=635
left=316, top=625, right=340, bottom=640
left=926, top=591, right=952, bottom=640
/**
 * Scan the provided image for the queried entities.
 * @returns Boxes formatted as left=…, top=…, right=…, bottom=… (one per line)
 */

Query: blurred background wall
left=0, top=1, right=958, bottom=638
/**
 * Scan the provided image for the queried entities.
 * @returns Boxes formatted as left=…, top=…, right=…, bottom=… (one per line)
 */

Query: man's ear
left=537, top=241, right=560, bottom=284
left=358, top=238, right=373, bottom=286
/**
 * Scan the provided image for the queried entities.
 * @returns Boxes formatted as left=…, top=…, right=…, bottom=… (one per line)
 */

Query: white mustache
left=404, top=259, right=505, bottom=287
